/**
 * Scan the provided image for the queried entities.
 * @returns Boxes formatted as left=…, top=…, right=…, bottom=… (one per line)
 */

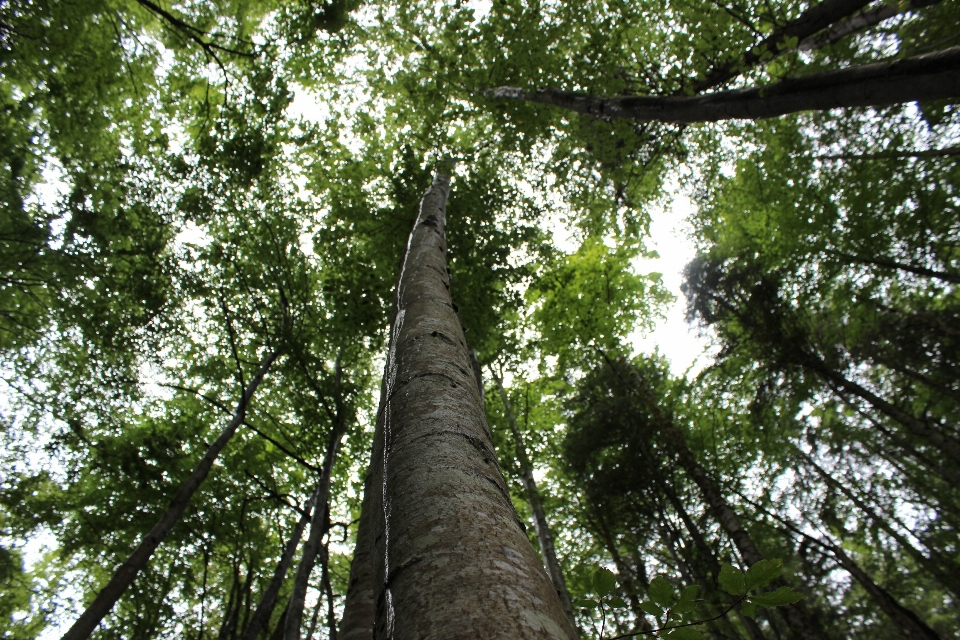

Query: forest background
left=1, top=0, right=958, bottom=639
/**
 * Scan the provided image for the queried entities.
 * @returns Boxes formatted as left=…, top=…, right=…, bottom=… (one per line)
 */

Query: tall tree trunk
left=60, top=347, right=282, bottom=640
left=656, top=480, right=767, bottom=640
left=337, top=467, right=378, bottom=640
left=489, top=370, right=578, bottom=631
left=807, top=358, right=960, bottom=466
left=240, top=483, right=322, bottom=640
left=829, top=543, right=941, bottom=640
left=798, top=450, right=960, bottom=597
left=284, top=354, right=349, bottom=640
left=616, top=361, right=821, bottom=640
left=370, top=169, right=577, bottom=639
left=487, top=46, right=960, bottom=124
left=321, top=543, right=338, bottom=640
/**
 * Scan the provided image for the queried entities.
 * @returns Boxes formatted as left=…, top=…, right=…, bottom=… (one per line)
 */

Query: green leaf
left=639, top=601, right=664, bottom=617
left=678, top=584, right=700, bottom=603
left=718, top=564, right=746, bottom=596
left=741, top=601, right=757, bottom=619
left=609, top=596, right=628, bottom=608
left=748, top=587, right=805, bottom=608
left=745, top=558, right=782, bottom=591
left=649, top=575, right=676, bottom=608
left=593, top=566, right=617, bottom=597
left=672, top=600, right=697, bottom=614
left=665, top=628, right=702, bottom=640
left=575, top=598, right=595, bottom=608
left=673, top=583, right=700, bottom=612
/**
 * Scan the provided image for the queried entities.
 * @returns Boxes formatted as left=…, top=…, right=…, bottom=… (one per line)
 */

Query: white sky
left=632, top=191, right=713, bottom=378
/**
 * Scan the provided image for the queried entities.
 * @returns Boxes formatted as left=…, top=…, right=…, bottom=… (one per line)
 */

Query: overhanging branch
left=486, top=46, right=960, bottom=124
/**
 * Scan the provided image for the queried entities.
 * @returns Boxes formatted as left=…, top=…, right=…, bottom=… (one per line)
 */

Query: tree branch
left=486, top=45, right=960, bottom=124
left=693, top=0, right=874, bottom=93
left=798, top=0, right=942, bottom=51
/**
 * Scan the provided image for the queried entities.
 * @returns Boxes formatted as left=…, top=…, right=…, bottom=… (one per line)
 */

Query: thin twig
left=605, top=595, right=747, bottom=639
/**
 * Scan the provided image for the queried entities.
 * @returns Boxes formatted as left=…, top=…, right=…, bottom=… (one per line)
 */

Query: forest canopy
left=1, top=1, right=958, bottom=639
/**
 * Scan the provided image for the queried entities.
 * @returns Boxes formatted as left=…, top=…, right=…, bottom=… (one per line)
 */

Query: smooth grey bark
left=489, top=369, right=578, bottom=632
left=60, top=348, right=282, bottom=640
left=798, top=0, right=942, bottom=51
left=284, top=354, right=349, bottom=640
left=487, top=46, right=960, bottom=124
left=370, top=170, right=577, bottom=639
left=691, top=0, right=873, bottom=93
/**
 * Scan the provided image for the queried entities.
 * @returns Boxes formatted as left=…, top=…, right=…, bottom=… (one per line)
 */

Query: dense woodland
left=1, top=0, right=959, bottom=638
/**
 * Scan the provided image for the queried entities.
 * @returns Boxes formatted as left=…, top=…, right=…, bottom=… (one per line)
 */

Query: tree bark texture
left=370, top=171, right=577, bottom=640
left=487, top=45, right=960, bottom=124
left=490, top=371, right=578, bottom=631
left=60, top=348, right=282, bottom=640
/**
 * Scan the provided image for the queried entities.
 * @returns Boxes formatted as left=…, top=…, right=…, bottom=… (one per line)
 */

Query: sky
left=632, top=192, right=713, bottom=378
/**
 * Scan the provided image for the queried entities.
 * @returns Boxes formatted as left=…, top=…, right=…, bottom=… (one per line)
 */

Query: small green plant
left=580, top=559, right=804, bottom=639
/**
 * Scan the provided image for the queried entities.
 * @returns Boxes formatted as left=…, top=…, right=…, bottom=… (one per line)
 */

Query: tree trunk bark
left=487, top=46, right=960, bottom=124
left=370, top=169, right=577, bottom=639
left=321, top=543, right=338, bottom=640
left=60, top=347, right=282, bottom=640
left=490, top=370, right=578, bottom=631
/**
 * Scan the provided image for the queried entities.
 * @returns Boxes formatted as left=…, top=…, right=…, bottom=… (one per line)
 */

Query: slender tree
left=489, top=368, right=578, bottom=630
left=59, top=347, right=283, bottom=640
